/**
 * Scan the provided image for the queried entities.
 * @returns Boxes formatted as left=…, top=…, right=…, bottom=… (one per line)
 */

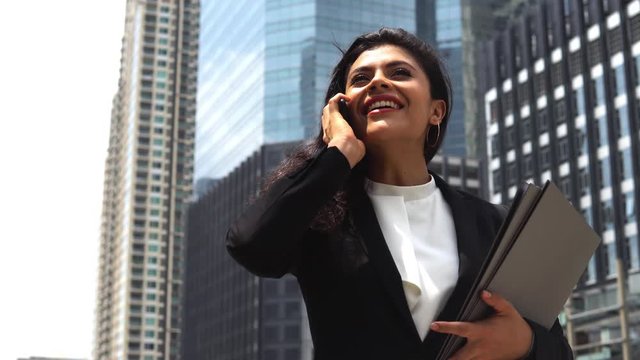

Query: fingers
left=321, top=93, right=351, bottom=144
left=430, top=321, right=477, bottom=338
left=480, top=290, right=515, bottom=315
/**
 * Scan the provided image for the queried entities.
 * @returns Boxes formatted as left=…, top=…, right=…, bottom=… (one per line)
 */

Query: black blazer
left=227, top=147, right=573, bottom=360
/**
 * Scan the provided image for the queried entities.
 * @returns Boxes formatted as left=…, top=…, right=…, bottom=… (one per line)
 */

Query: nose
left=367, top=70, right=390, bottom=92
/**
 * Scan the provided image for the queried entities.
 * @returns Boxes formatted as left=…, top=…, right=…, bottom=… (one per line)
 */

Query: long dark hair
left=263, top=28, right=452, bottom=231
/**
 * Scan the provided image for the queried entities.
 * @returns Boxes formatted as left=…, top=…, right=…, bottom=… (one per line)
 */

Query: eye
left=350, top=73, right=370, bottom=86
left=392, top=68, right=411, bottom=77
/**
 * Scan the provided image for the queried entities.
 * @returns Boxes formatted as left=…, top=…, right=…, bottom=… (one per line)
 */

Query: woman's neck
left=365, top=146, right=431, bottom=186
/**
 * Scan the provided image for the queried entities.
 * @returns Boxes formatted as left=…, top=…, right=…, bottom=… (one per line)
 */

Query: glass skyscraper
left=196, top=0, right=415, bottom=181
left=436, top=0, right=466, bottom=156
left=194, top=0, right=265, bottom=182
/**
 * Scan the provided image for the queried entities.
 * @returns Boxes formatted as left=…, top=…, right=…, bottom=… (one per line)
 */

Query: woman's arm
left=226, top=146, right=352, bottom=278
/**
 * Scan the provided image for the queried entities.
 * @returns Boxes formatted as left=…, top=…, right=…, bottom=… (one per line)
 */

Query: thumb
left=481, top=290, right=515, bottom=315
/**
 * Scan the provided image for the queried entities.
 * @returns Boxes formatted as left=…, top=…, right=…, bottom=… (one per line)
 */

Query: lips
left=362, top=94, right=403, bottom=115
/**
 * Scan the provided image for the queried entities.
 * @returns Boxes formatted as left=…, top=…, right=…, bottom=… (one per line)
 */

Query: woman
left=227, top=28, right=572, bottom=359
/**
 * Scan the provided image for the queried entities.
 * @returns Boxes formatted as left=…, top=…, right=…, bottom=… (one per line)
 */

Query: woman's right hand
left=322, top=93, right=366, bottom=168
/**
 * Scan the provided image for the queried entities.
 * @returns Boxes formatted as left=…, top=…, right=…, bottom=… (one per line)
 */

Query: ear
left=428, top=99, right=446, bottom=126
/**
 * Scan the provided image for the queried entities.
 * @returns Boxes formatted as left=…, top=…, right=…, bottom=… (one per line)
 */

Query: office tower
left=183, top=140, right=482, bottom=360
left=416, top=0, right=535, bottom=158
left=94, top=1, right=199, bottom=360
left=195, top=0, right=416, bottom=181
left=480, top=0, right=640, bottom=358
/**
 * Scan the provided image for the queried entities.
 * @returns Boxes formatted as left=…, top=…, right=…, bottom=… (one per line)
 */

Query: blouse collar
left=364, top=176, right=436, bottom=201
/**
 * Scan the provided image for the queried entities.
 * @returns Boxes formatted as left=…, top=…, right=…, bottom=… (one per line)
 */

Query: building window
left=558, top=137, right=570, bottom=162
left=598, top=158, right=612, bottom=188
left=264, top=325, right=278, bottom=342
left=604, top=242, right=617, bottom=278
left=579, top=168, right=590, bottom=196
left=624, top=190, right=636, bottom=224
left=585, top=255, right=597, bottom=283
left=285, top=348, right=300, bottom=360
left=560, top=176, right=572, bottom=198
left=575, top=127, right=588, bottom=156
left=616, top=106, right=630, bottom=137
left=491, top=137, right=500, bottom=158
left=627, top=235, right=640, bottom=271
left=600, top=199, right=615, bottom=232
left=573, top=87, right=586, bottom=116
left=264, top=303, right=279, bottom=320
left=521, top=117, right=531, bottom=140
left=619, top=147, right=634, bottom=180
left=531, top=29, right=537, bottom=58
left=492, top=170, right=502, bottom=192
left=554, top=99, right=566, bottom=123
left=489, top=100, right=499, bottom=124
left=537, top=110, right=548, bottom=131
left=523, top=155, right=533, bottom=177
left=540, top=146, right=551, bottom=169
left=505, top=127, right=515, bottom=149
left=592, top=76, right=605, bottom=107
left=595, top=115, right=609, bottom=147
left=635, top=55, right=640, bottom=86
left=613, top=65, right=626, bottom=97
left=507, top=164, right=517, bottom=185
left=284, top=325, right=300, bottom=341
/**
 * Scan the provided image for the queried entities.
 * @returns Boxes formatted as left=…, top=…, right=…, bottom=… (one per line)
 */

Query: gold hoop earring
left=428, top=123, right=440, bottom=147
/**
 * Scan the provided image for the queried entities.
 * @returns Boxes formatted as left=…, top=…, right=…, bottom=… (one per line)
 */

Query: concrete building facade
left=480, top=0, right=640, bottom=357
left=94, top=1, right=199, bottom=359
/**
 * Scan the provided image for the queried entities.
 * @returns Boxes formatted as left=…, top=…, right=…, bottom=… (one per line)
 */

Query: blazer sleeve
left=226, top=146, right=352, bottom=278
left=524, top=318, right=574, bottom=360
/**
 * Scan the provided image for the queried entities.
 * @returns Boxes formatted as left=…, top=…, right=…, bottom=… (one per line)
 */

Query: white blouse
left=365, top=177, right=459, bottom=339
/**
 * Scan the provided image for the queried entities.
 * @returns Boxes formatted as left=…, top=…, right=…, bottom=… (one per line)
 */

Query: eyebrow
left=348, top=60, right=418, bottom=78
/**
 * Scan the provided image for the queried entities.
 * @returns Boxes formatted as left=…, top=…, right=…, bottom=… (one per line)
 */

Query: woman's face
left=344, top=44, right=445, bottom=150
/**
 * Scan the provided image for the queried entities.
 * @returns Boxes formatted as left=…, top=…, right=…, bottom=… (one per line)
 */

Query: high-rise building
left=195, top=0, right=416, bottom=181
left=416, top=0, right=536, bottom=159
left=422, top=0, right=468, bottom=157
left=480, top=0, right=640, bottom=358
left=183, top=140, right=483, bottom=360
left=461, top=0, right=536, bottom=160
left=94, top=1, right=199, bottom=359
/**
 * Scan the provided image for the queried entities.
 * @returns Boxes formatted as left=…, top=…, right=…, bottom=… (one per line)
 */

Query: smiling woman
left=226, top=28, right=573, bottom=359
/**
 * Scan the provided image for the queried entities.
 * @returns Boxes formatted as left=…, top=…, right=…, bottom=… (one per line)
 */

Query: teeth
left=368, top=100, right=400, bottom=112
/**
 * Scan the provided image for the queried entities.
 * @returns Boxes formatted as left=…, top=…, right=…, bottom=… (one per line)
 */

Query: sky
left=0, top=1, right=126, bottom=359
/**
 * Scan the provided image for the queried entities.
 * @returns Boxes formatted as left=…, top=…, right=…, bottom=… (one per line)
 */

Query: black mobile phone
left=338, top=98, right=352, bottom=125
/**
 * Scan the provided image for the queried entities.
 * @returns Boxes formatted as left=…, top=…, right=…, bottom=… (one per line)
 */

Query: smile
left=362, top=95, right=403, bottom=115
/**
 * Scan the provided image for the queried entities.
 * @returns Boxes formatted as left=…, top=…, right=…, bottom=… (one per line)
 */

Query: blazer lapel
left=351, top=189, right=422, bottom=342
left=421, top=173, right=485, bottom=354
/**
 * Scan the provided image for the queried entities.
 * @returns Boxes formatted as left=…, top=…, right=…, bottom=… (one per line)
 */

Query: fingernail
left=430, top=323, right=439, bottom=331
left=483, top=290, right=492, bottom=298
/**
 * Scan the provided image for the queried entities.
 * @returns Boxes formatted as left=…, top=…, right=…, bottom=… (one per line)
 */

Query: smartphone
left=338, top=99, right=352, bottom=125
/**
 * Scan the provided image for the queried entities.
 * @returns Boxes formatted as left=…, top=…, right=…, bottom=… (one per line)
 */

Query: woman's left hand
left=430, top=290, right=533, bottom=360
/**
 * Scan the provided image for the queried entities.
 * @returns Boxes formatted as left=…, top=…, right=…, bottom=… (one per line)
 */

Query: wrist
left=520, top=322, right=535, bottom=359
left=328, top=136, right=365, bottom=168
